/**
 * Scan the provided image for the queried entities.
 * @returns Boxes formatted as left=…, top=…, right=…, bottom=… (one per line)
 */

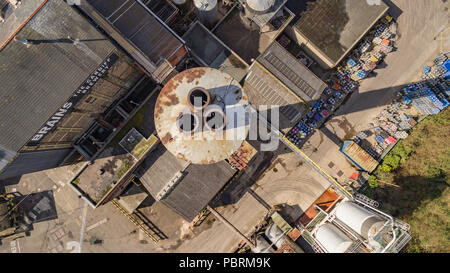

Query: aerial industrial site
left=0, top=0, right=448, bottom=257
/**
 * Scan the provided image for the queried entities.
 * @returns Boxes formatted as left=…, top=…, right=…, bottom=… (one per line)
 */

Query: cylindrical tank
left=171, top=0, right=187, bottom=4
left=246, top=0, right=275, bottom=14
left=315, top=223, right=353, bottom=253
left=193, top=0, right=218, bottom=28
left=154, top=67, right=249, bottom=165
left=264, top=223, right=286, bottom=248
left=335, top=201, right=386, bottom=240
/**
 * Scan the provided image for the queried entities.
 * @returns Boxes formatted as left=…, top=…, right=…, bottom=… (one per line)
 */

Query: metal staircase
left=111, top=199, right=165, bottom=242
left=354, top=193, right=380, bottom=208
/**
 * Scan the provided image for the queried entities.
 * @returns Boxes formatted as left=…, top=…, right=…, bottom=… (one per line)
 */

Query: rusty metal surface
left=154, top=67, right=249, bottom=164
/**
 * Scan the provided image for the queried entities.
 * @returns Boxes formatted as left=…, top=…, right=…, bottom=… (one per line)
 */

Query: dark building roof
left=160, top=161, right=236, bottom=221
left=0, top=0, right=8, bottom=9
left=84, top=0, right=182, bottom=64
left=183, top=22, right=248, bottom=82
left=293, top=0, right=388, bottom=65
left=137, top=143, right=189, bottom=197
left=0, top=148, right=72, bottom=180
left=137, top=143, right=236, bottom=222
left=0, top=1, right=115, bottom=160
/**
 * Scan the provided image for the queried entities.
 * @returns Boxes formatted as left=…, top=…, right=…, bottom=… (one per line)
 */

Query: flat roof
left=160, top=161, right=236, bottom=221
left=137, top=143, right=189, bottom=198
left=137, top=143, right=236, bottom=221
left=183, top=22, right=248, bottom=82
left=0, top=1, right=115, bottom=154
left=257, top=42, right=326, bottom=102
left=294, top=0, right=389, bottom=64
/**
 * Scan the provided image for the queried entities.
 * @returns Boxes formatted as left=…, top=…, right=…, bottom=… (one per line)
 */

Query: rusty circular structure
left=203, top=106, right=226, bottom=132
left=187, top=86, right=211, bottom=111
left=154, top=67, right=249, bottom=164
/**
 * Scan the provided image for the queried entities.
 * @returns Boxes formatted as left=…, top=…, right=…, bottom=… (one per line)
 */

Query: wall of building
left=22, top=51, right=143, bottom=152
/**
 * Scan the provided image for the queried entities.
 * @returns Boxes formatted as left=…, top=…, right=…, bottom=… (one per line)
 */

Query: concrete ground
left=0, top=165, right=165, bottom=253
left=0, top=0, right=447, bottom=253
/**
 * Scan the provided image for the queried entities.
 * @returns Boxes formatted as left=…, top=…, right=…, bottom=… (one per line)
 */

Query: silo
left=171, top=0, right=189, bottom=13
left=315, top=223, right=353, bottom=253
left=334, top=201, right=386, bottom=240
left=171, top=0, right=187, bottom=4
left=193, top=0, right=218, bottom=28
left=246, top=0, right=276, bottom=14
left=154, top=67, right=249, bottom=165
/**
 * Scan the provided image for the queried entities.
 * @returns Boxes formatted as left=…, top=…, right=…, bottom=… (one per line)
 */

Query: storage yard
left=0, top=0, right=448, bottom=254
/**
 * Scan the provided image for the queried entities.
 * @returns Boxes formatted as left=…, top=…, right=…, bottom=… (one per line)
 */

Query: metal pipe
left=207, top=205, right=255, bottom=247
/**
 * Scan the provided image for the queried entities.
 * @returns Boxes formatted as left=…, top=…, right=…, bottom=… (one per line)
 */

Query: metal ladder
left=354, top=193, right=379, bottom=208
left=192, top=208, right=211, bottom=227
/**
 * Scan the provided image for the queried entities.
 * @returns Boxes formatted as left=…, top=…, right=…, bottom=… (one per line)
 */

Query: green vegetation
left=117, top=159, right=134, bottom=179
left=72, top=178, right=80, bottom=186
left=374, top=142, right=413, bottom=175
left=98, top=185, right=112, bottom=202
left=364, top=107, right=450, bottom=252
left=130, top=137, right=151, bottom=159
left=110, top=103, right=148, bottom=148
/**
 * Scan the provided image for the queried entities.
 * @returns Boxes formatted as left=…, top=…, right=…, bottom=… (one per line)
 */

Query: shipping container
left=340, top=141, right=379, bottom=173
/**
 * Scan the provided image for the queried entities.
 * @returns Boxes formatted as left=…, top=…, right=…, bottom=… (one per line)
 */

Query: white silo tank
left=264, top=223, right=286, bottom=248
left=246, top=0, right=275, bottom=14
left=171, top=0, right=187, bottom=4
left=193, top=0, right=218, bottom=28
left=315, top=223, right=353, bottom=253
left=335, top=202, right=386, bottom=240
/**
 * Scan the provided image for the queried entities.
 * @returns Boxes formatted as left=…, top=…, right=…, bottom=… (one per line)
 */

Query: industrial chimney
left=154, top=67, right=249, bottom=165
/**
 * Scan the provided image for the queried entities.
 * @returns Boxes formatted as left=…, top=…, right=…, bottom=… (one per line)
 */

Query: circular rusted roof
left=154, top=67, right=249, bottom=164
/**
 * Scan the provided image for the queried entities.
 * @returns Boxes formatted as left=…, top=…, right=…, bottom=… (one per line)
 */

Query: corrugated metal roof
left=138, top=143, right=236, bottom=221
left=244, top=62, right=306, bottom=131
left=0, top=0, right=115, bottom=153
left=341, top=141, right=378, bottom=173
left=0, top=148, right=72, bottom=180
left=160, top=161, right=236, bottom=221
left=137, top=143, right=189, bottom=197
left=257, top=42, right=326, bottom=102
left=86, top=0, right=182, bottom=64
